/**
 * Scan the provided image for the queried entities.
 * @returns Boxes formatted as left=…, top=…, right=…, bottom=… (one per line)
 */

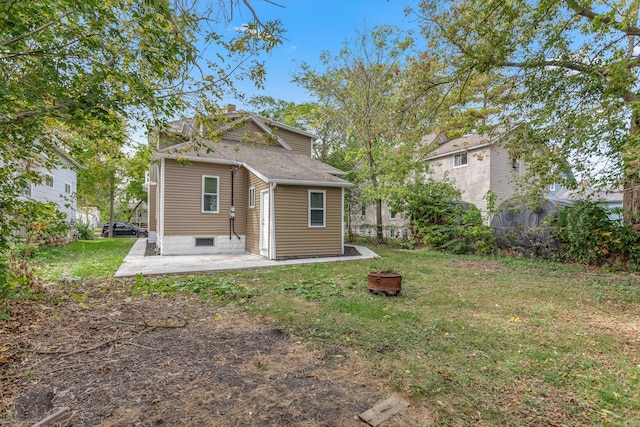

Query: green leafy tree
left=416, top=0, right=640, bottom=229
left=122, top=146, right=151, bottom=224
left=294, top=26, right=436, bottom=242
left=72, top=116, right=128, bottom=237
left=0, top=0, right=283, bottom=248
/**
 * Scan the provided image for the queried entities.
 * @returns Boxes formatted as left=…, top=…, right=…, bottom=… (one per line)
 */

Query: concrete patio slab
left=114, top=239, right=379, bottom=277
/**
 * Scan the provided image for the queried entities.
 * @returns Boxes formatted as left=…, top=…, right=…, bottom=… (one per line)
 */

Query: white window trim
left=202, top=175, right=220, bottom=213
left=453, top=152, right=468, bottom=168
left=44, top=173, right=54, bottom=188
left=548, top=183, right=556, bottom=191
left=308, top=189, right=326, bottom=228
left=248, top=186, right=255, bottom=208
left=64, top=182, right=72, bottom=194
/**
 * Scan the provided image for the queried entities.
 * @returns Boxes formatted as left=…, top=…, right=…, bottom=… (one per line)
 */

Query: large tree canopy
left=0, top=0, right=283, bottom=247
left=294, top=26, right=439, bottom=241
left=416, top=0, right=640, bottom=227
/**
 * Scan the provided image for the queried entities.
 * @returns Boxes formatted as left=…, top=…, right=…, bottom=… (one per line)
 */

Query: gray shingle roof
left=156, top=137, right=352, bottom=187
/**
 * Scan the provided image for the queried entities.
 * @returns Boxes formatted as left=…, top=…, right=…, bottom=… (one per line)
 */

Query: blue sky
left=221, top=0, right=417, bottom=108
left=131, top=1, right=417, bottom=146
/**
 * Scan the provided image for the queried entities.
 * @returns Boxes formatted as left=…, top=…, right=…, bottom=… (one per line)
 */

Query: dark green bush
left=553, top=201, right=640, bottom=270
left=394, top=179, right=495, bottom=255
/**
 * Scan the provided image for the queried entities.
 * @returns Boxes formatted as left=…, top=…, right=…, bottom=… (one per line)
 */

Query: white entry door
left=260, top=190, right=269, bottom=257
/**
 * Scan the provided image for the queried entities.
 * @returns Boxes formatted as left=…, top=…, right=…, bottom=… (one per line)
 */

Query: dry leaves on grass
left=1, top=288, right=431, bottom=426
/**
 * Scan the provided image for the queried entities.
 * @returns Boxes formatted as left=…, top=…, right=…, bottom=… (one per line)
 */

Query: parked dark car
left=101, top=222, right=148, bottom=238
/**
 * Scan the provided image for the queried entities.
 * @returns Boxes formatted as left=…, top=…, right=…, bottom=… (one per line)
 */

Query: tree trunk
left=624, top=111, right=640, bottom=230
left=622, top=178, right=640, bottom=230
left=108, top=177, right=115, bottom=238
left=375, top=198, right=384, bottom=243
left=623, top=13, right=640, bottom=230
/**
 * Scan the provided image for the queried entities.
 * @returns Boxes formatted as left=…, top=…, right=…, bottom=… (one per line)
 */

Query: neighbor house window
left=548, top=183, right=556, bottom=192
left=65, top=182, right=72, bottom=194
left=44, top=174, right=54, bottom=187
left=249, top=186, right=255, bottom=208
left=361, top=205, right=366, bottom=220
left=20, top=184, right=32, bottom=197
left=202, top=176, right=219, bottom=213
left=390, top=211, right=397, bottom=220
left=453, top=152, right=468, bottom=168
left=309, top=190, right=326, bottom=227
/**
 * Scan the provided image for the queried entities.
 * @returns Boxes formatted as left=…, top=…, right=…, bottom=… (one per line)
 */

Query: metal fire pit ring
left=367, top=270, right=402, bottom=296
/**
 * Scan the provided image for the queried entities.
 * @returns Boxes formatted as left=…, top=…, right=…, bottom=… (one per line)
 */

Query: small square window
left=65, top=182, right=72, bottom=193
left=249, top=187, right=255, bottom=208
left=454, top=153, right=468, bottom=168
left=20, top=184, right=32, bottom=197
left=390, top=211, right=397, bottom=220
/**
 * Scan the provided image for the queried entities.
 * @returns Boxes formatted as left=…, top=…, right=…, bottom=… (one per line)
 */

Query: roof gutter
left=151, top=152, right=243, bottom=167
left=270, top=178, right=354, bottom=188
left=153, top=152, right=353, bottom=188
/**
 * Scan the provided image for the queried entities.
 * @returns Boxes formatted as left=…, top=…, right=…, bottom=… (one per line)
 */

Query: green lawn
left=32, top=241, right=640, bottom=425
left=31, top=238, right=136, bottom=279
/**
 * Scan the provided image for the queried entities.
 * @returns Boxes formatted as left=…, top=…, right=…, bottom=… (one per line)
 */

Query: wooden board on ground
left=358, top=394, right=409, bottom=426
left=32, top=407, right=71, bottom=427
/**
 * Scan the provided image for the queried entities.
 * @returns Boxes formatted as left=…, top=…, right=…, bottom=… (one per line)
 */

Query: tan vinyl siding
left=274, top=185, right=342, bottom=258
left=163, top=159, right=246, bottom=236
left=275, top=127, right=313, bottom=157
left=245, top=171, right=268, bottom=255
left=149, top=184, right=157, bottom=232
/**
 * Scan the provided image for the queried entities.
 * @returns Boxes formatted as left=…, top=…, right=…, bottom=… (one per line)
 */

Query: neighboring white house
left=424, top=131, right=527, bottom=223
left=350, top=131, right=521, bottom=233
left=18, top=148, right=80, bottom=222
left=76, top=206, right=100, bottom=228
left=127, top=201, right=148, bottom=228
left=350, top=202, right=408, bottom=238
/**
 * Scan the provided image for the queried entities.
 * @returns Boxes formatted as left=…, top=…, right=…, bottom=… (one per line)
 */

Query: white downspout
left=269, top=182, right=276, bottom=260
left=159, top=158, right=165, bottom=253
left=341, top=187, right=345, bottom=255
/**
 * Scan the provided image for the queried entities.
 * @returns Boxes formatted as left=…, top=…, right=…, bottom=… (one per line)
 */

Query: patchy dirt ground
left=448, top=259, right=506, bottom=272
left=1, top=281, right=431, bottom=426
